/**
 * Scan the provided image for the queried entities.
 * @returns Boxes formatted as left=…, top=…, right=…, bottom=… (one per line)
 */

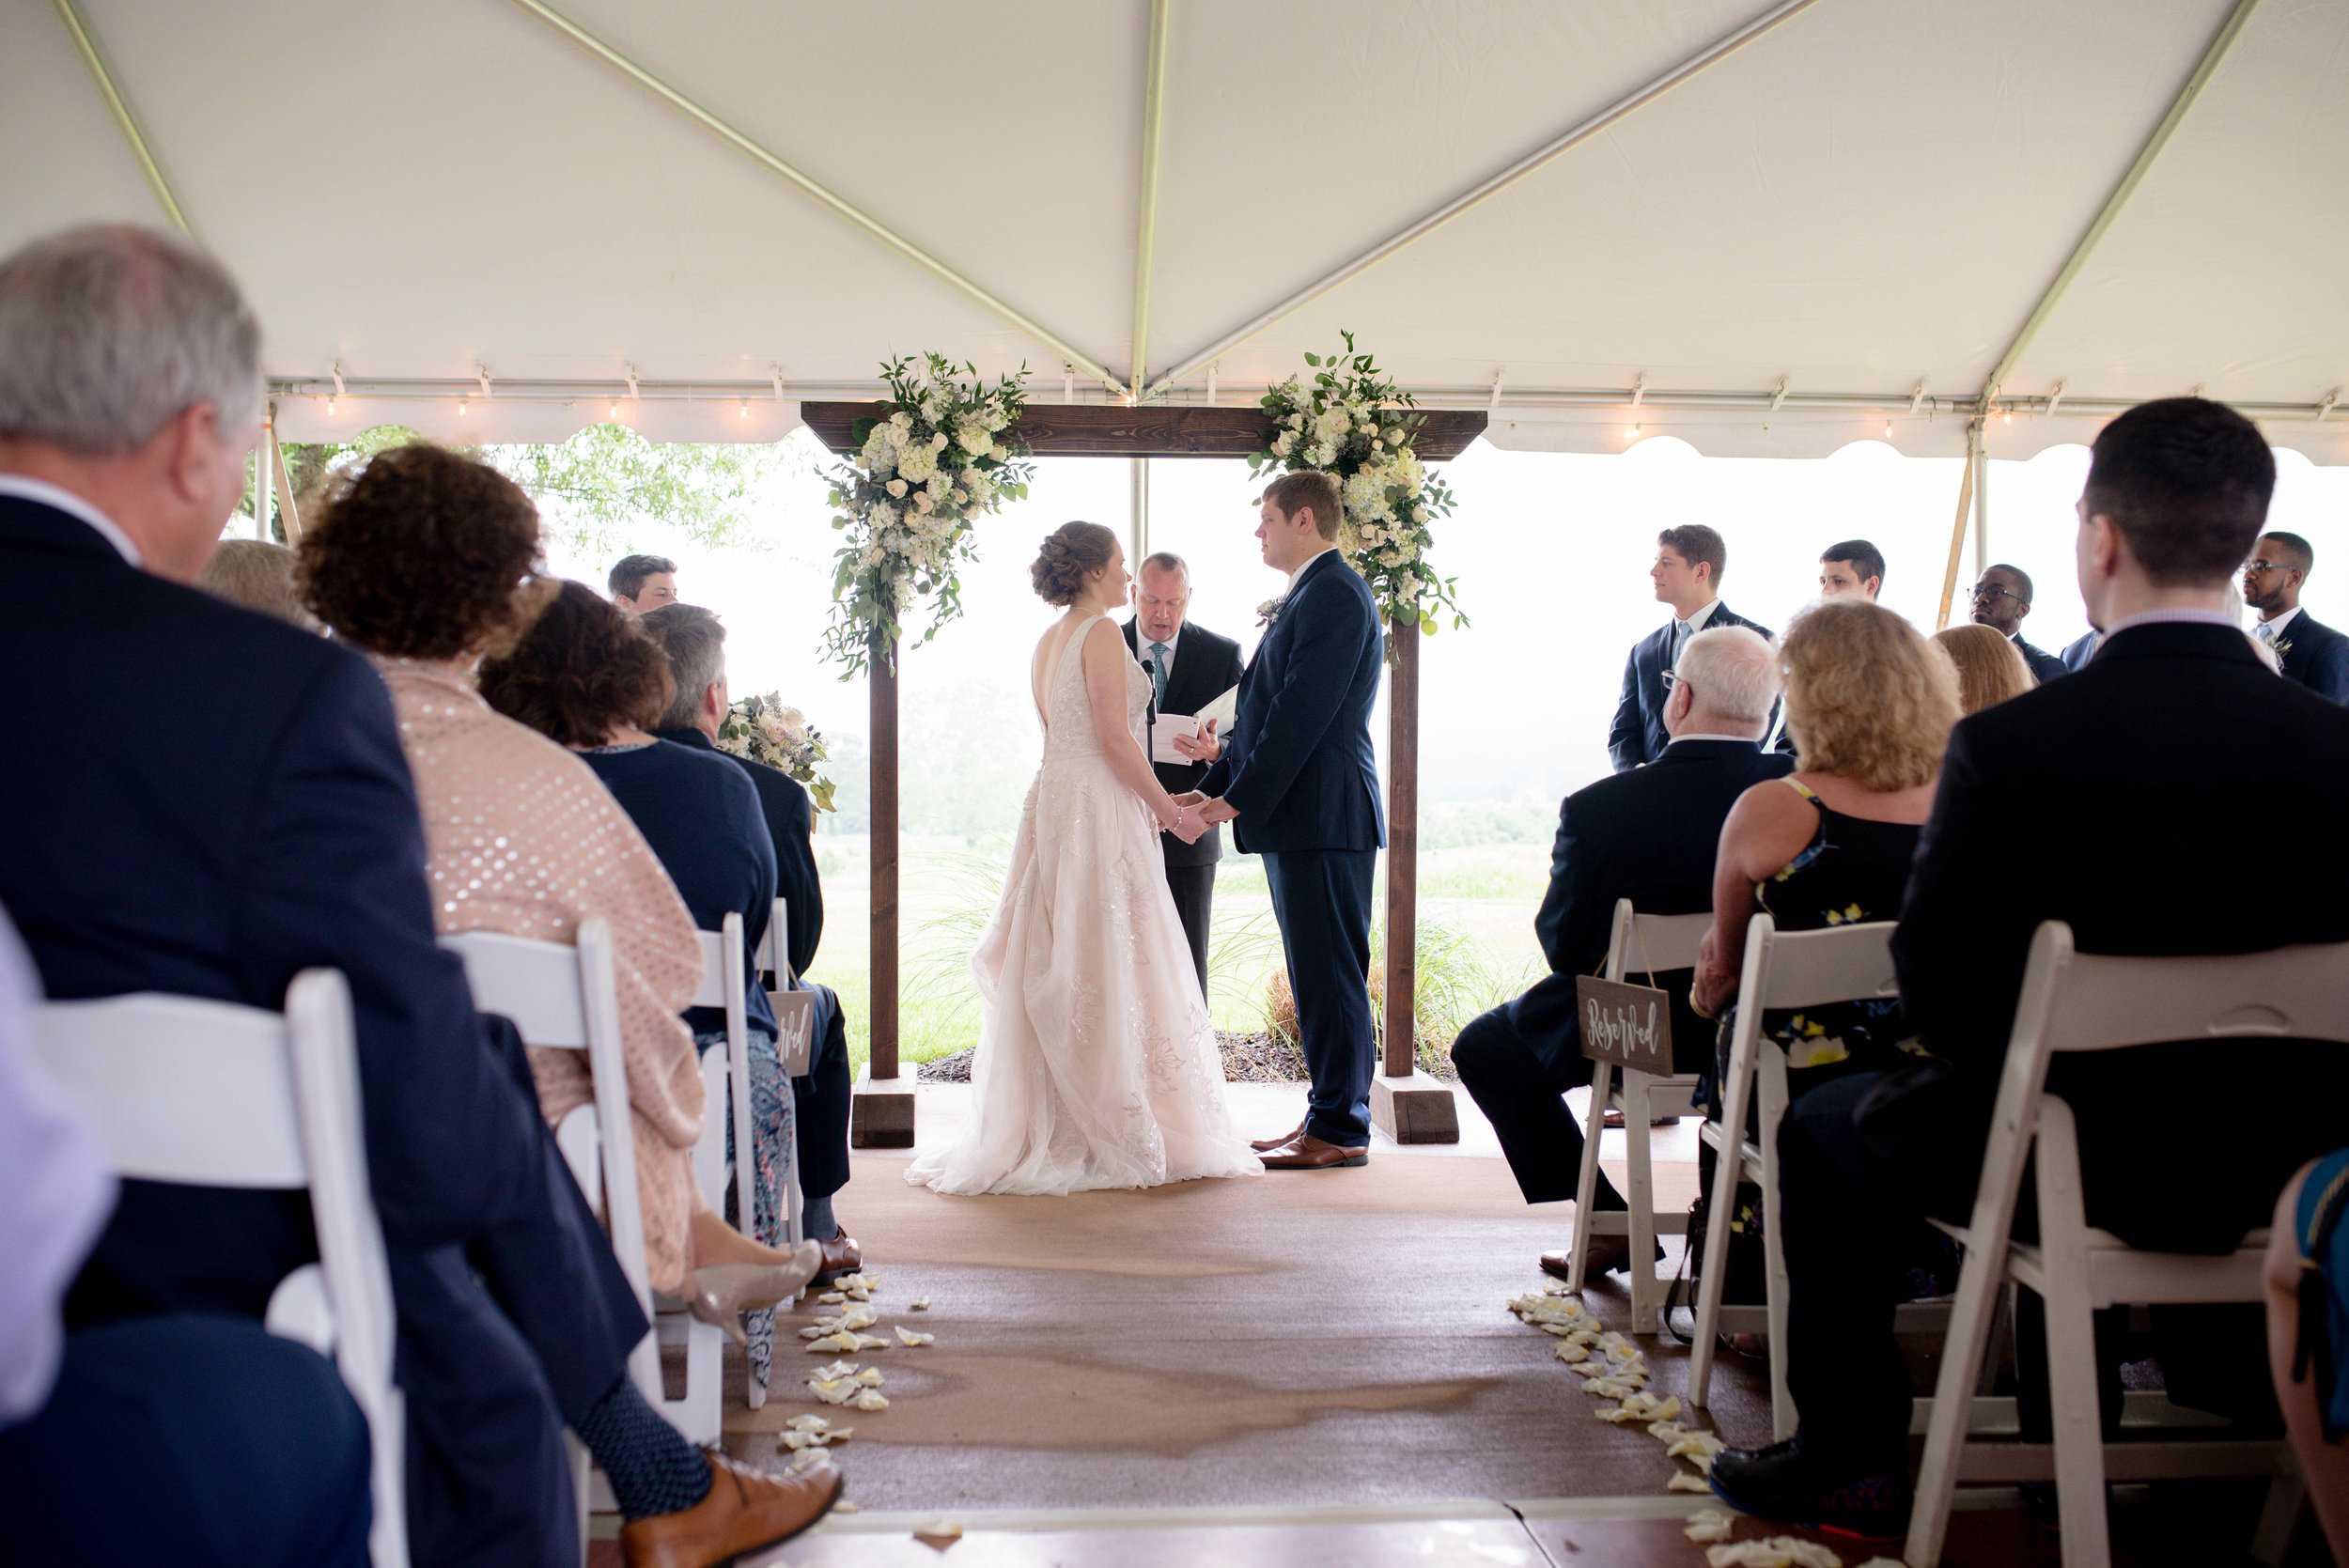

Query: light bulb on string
left=326, top=396, right=335, bottom=415
left=1884, top=420, right=1892, bottom=439
left=739, top=399, right=749, bottom=419
left=457, top=398, right=467, bottom=418
left=2003, top=407, right=2013, bottom=425
left=609, top=401, right=619, bottom=420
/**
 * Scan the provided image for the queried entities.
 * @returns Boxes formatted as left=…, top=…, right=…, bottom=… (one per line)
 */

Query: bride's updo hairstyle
left=1031, top=520, right=1119, bottom=606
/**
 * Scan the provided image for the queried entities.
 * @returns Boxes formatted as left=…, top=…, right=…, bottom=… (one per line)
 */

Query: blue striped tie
left=1147, top=642, right=1169, bottom=705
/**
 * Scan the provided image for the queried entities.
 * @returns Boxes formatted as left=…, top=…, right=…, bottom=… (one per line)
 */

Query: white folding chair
left=1688, top=912, right=1901, bottom=1438
left=1565, top=899, right=1711, bottom=1330
left=36, top=972, right=409, bottom=1568
left=1905, top=922, right=2343, bottom=1568
left=441, top=920, right=724, bottom=1450
left=753, top=897, right=815, bottom=1251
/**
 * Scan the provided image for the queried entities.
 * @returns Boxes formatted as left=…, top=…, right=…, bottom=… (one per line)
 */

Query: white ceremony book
left=1195, top=684, right=1239, bottom=725
left=1151, top=713, right=1201, bottom=766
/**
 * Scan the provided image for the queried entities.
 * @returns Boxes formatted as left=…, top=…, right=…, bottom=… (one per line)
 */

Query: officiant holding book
left=1125, top=551, right=1246, bottom=1001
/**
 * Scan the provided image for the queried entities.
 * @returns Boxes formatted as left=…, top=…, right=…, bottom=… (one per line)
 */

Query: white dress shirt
left=0, top=474, right=142, bottom=567
left=1139, top=624, right=1181, bottom=703
left=2255, top=604, right=2304, bottom=644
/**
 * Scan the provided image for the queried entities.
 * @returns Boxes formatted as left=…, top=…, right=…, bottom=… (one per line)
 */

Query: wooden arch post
left=849, top=631, right=916, bottom=1147
left=1369, top=617, right=1459, bottom=1143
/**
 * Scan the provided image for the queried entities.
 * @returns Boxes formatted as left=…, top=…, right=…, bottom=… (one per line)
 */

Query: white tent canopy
left=5, top=0, right=2343, bottom=459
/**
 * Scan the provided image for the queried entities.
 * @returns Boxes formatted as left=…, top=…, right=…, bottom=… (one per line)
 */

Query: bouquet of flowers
left=716, top=692, right=836, bottom=814
left=1249, top=331, right=1465, bottom=659
left=820, top=352, right=1034, bottom=676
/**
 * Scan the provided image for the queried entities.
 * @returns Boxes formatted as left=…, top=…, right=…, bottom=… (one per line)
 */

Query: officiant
left=1125, top=551, right=1246, bottom=1000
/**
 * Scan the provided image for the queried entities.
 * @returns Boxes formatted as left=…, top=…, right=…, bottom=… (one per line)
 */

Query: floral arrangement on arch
left=820, top=353, right=1034, bottom=676
left=716, top=692, right=837, bottom=815
left=1249, top=331, right=1465, bottom=657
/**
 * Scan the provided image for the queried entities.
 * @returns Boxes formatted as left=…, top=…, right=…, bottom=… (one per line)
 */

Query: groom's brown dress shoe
left=1260, top=1133, right=1368, bottom=1170
left=1251, top=1120, right=1307, bottom=1153
left=621, top=1452, right=841, bottom=1568
left=1542, top=1237, right=1632, bottom=1281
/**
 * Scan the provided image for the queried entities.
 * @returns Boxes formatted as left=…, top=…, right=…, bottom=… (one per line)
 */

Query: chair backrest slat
left=1604, top=898, right=1712, bottom=981
left=35, top=993, right=306, bottom=1188
left=1753, top=920, right=1899, bottom=1011
left=2027, top=927, right=2349, bottom=1055
left=440, top=930, right=590, bottom=1048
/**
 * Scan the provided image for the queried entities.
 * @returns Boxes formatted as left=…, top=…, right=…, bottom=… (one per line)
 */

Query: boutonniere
left=1256, top=596, right=1286, bottom=629
left=2274, top=638, right=2294, bottom=659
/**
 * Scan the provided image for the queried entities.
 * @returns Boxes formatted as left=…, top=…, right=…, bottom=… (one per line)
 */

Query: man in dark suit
left=638, top=603, right=860, bottom=1277
left=1122, top=551, right=1247, bottom=1001
left=0, top=226, right=836, bottom=1566
left=1712, top=398, right=2349, bottom=1540
left=2060, top=628, right=2099, bottom=671
left=1455, top=626, right=1790, bottom=1277
left=1610, top=524, right=1779, bottom=769
left=1968, top=562, right=2071, bottom=683
left=1190, top=472, right=1385, bottom=1170
left=2244, top=530, right=2349, bottom=703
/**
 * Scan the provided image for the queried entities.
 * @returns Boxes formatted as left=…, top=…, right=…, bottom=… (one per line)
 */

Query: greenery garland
left=821, top=353, right=1034, bottom=676
left=1248, top=332, right=1466, bottom=658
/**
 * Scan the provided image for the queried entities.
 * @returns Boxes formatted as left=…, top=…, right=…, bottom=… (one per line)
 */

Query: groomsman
left=608, top=552, right=677, bottom=614
left=1124, top=552, right=1246, bottom=1000
left=1609, top=525, right=1776, bottom=770
left=1817, top=539, right=1885, bottom=600
left=1968, top=564, right=2070, bottom=683
left=2244, top=531, right=2349, bottom=702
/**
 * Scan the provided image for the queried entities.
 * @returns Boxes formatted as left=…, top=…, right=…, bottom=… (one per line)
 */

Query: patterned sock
left=801, top=1193, right=836, bottom=1242
left=573, top=1374, right=713, bottom=1522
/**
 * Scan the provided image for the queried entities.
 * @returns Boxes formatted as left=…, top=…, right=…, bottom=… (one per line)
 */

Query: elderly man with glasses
left=1968, top=563, right=2070, bottom=684
left=2244, top=531, right=2349, bottom=703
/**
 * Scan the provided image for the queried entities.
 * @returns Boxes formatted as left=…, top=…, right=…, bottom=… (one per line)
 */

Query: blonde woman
left=1693, top=598, right=1960, bottom=1090
left=1932, top=622, right=2036, bottom=714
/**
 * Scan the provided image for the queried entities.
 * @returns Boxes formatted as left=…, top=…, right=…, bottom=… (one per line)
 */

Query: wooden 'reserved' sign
left=1575, top=975, right=1673, bottom=1071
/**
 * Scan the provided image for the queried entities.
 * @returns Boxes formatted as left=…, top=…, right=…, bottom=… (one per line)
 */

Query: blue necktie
left=1147, top=642, right=1169, bottom=705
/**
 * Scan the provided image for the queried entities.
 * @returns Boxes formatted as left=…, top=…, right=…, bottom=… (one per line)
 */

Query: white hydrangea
left=1342, top=469, right=1392, bottom=521
left=1306, top=442, right=1335, bottom=467
left=955, top=421, right=990, bottom=454
left=860, top=430, right=894, bottom=474
left=898, top=445, right=938, bottom=482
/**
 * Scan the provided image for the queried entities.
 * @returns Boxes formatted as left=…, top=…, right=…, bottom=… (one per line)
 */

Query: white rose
left=1272, top=432, right=1294, bottom=457
left=989, top=441, right=1009, bottom=460
left=858, top=544, right=884, bottom=567
left=952, top=488, right=969, bottom=505
left=913, top=489, right=934, bottom=513
left=890, top=410, right=913, bottom=431
left=885, top=478, right=908, bottom=498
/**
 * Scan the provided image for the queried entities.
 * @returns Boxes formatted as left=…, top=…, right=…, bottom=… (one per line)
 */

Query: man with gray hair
left=0, top=227, right=842, bottom=1567
left=1120, top=550, right=1246, bottom=999
left=1452, top=626, right=1791, bottom=1280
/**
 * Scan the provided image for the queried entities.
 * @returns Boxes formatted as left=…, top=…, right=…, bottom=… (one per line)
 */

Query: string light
left=326, top=396, right=335, bottom=415
left=739, top=399, right=749, bottom=418
left=457, top=399, right=467, bottom=417
left=2002, top=406, right=2013, bottom=425
left=1884, top=419, right=1892, bottom=439
left=609, top=401, right=619, bottom=420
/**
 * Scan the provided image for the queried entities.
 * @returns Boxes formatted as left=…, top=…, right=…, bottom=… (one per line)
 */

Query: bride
left=906, top=522, right=1264, bottom=1196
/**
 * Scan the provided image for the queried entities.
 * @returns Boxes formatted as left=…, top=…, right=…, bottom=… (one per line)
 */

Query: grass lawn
left=804, top=833, right=1551, bottom=1078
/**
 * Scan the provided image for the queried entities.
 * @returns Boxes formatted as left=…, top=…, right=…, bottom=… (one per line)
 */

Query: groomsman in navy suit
left=2244, top=531, right=2349, bottom=703
left=2060, top=629, right=2100, bottom=671
left=1610, top=525, right=1777, bottom=769
left=1190, top=472, right=1385, bottom=1170
left=1969, top=563, right=2072, bottom=684
left=1122, top=552, right=1247, bottom=1001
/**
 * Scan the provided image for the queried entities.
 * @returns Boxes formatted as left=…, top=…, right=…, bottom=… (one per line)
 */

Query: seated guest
left=196, top=536, right=319, bottom=629
left=1817, top=538, right=1884, bottom=600
left=0, top=900, right=371, bottom=1568
left=2243, top=530, right=2349, bottom=702
left=0, top=225, right=839, bottom=1566
left=1931, top=621, right=2035, bottom=713
left=1692, top=598, right=1954, bottom=1094
left=610, top=551, right=677, bottom=614
left=1968, top=562, right=2071, bottom=682
left=303, top=463, right=820, bottom=1340
left=481, top=583, right=817, bottom=1378
left=1453, top=626, right=1790, bottom=1278
left=636, top=604, right=860, bottom=1293
left=2267, top=1151, right=2349, bottom=1566
left=1711, top=397, right=2349, bottom=1541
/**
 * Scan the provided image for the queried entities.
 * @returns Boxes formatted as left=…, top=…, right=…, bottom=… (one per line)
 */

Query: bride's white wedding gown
left=905, top=614, right=1263, bottom=1196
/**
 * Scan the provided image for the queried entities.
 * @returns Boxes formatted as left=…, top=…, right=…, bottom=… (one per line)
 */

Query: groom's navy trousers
left=1200, top=547, right=1386, bottom=1148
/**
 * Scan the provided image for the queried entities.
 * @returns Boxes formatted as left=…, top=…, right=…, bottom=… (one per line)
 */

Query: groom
left=1185, top=471, right=1385, bottom=1170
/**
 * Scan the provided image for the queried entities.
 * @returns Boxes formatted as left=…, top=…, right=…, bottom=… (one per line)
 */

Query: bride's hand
left=1166, top=803, right=1206, bottom=846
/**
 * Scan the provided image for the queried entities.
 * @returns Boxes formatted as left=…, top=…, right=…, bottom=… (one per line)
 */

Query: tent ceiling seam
left=50, top=0, right=193, bottom=237
left=1137, top=0, right=1828, bottom=399
left=1976, top=0, right=2263, bottom=409
left=1130, top=0, right=1172, bottom=399
left=503, top=0, right=1129, bottom=397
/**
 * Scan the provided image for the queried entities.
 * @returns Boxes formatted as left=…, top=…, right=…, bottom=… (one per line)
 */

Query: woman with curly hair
left=1931, top=621, right=2037, bottom=714
left=299, top=445, right=819, bottom=1329
left=1692, top=597, right=1960, bottom=1094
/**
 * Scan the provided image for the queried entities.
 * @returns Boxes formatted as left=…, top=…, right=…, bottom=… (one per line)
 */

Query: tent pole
left=1935, top=422, right=1981, bottom=630
left=51, top=0, right=194, bottom=236
left=1129, top=0, right=1171, bottom=396
left=1129, top=457, right=1150, bottom=564
left=1974, top=0, right=2260, bottom=409
left=506, top=0, right=1127, bottom=397
left=1142, top=0, right=1823, bottom=398
left=1972, top=434, right=1991, bottom=579
left=268, top=411, right=303, bottom=543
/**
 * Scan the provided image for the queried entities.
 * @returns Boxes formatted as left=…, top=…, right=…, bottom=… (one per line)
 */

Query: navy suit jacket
left=0, top=495, right=553, bottom=1319
left=2059, top=630, right=2099, bottom=672
left=1892, top=622, right=2349, bottom=1249
left=1509, top=738, right=1794, bottom=1075
left=1197, top=549, right=1385, bottom=854
left=2274, top=610, right=2349, bottom=704
left=659, top=726, right=825, bottom=977
left=1609, top=601, right=1779, bottom=771
left=1124, top=617, right=1247, bottom=867
left=2011, top=633, right=2070, bottom=684
left=582, top=739, right=777, bottom=1038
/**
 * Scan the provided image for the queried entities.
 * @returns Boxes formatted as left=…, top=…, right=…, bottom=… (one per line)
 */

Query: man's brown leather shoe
left=1250, top=1120, right=1307, bottom=1153
left=1541, top=1237, right=1631, bottom=1281
left=810, top=1232, right=861, bottom=1284
left=620, top=1452, right=842, bottom=1568
left=1260, top=1132, right=1368, bottom=1170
